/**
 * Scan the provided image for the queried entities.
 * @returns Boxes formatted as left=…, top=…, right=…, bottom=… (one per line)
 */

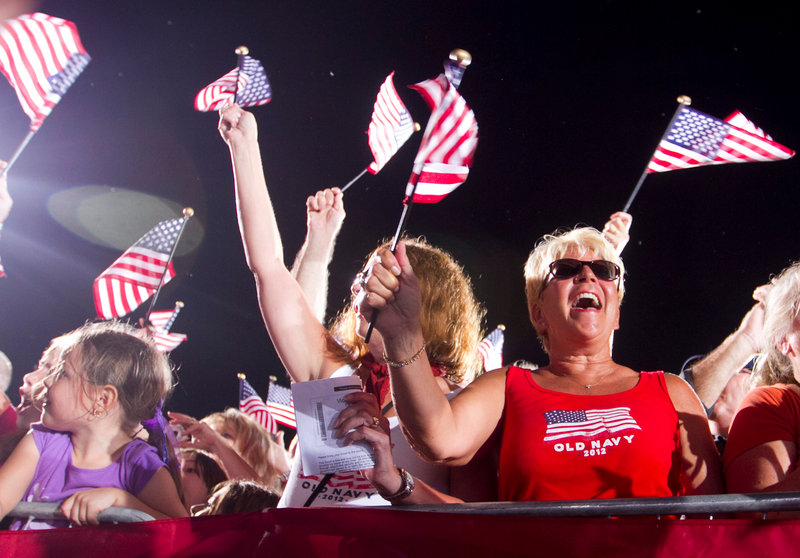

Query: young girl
left=0, top=322, right=188, bottom=529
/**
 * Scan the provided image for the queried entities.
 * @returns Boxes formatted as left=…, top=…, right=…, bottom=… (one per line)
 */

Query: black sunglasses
left=547, top=258, right=620, bottom=282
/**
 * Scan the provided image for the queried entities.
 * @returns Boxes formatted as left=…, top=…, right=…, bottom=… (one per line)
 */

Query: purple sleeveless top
left=11, top=423, right=164, bottom=530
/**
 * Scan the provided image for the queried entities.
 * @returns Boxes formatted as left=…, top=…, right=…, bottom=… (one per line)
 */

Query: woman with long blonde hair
left=218, top=104, right=486, bottom=507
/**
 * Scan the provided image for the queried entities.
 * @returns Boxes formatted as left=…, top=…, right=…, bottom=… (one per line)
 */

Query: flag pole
left=342, top=123, right=422, bottom=193
left=159, top=300, right=184, bottom=331
left=1, top=130, right=36, bottom=177
left=340, top=168, right=369, bottom=193
left=362, top=165, right=422, bottom=344
left=233, top=45, right=249, bottom=104
left=364, top=48, right=472, bottom=343
left=622, top=95, right=692, bottom=212
left=145, top=207, right=194, bottom=322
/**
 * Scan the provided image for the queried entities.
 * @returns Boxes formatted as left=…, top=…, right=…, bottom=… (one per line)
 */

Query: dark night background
left=1, top=2, right=797, bottom=421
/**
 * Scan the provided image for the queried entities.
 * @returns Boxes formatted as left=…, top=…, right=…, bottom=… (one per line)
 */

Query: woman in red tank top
left=358, top=226, right=723, bottom=501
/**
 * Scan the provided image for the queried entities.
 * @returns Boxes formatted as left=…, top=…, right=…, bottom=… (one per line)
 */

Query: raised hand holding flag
left=364, top=49, right=477, bottom=343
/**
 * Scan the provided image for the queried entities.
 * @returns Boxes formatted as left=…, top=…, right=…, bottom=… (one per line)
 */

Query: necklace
left=551, top=368, right=617, bottom=390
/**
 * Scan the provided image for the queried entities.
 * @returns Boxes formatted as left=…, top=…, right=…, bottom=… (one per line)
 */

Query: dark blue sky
left=1, top=2, right=798, bottom=419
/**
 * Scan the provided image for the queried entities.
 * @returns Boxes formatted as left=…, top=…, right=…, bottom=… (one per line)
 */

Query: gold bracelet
left=383, top=342, right=426, bottom=368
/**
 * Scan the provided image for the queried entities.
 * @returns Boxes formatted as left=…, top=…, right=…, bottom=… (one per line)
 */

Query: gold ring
left=371, top=416, right=380, bottom=427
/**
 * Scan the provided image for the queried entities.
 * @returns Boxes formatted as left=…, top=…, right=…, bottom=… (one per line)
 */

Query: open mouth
left=572, top=292, right=601, bottom=310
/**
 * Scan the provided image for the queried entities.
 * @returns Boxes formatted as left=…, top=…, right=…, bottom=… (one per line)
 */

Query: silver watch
left=382, top=467, right=415, bottom=502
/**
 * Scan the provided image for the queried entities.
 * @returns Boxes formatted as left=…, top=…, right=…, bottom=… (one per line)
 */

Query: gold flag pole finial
left=449, top=48, right=472, bottom=67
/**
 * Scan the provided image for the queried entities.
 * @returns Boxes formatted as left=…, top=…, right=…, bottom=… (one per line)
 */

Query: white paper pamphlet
left=291, top=376, right=376, bottom=475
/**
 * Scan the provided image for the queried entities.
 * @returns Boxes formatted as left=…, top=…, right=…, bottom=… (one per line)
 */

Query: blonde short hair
left=754, top=262, right=800, bottom=386
left=524, top=227, right=625, bottom=352
left=202, top=408, right=285, bottom=494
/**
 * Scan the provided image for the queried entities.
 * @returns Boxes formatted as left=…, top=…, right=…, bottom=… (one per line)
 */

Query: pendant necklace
left=552, top=368, right=616, bottom=390
left=582, top=369, right=616, bottom=390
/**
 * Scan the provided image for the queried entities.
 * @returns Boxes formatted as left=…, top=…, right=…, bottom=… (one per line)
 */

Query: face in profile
left=17, top=344, right=64, bottom=430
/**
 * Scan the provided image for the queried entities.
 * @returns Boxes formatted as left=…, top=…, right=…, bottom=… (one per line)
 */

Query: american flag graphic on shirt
left=543, top=407, right=641, bottom=441
left=298, top=471, right=374, bottom=491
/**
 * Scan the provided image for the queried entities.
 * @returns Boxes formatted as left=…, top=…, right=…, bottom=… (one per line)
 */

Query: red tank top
left=498, top=367, right=683, bottom=501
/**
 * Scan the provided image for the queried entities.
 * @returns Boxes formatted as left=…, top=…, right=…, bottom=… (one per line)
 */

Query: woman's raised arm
left=219, top=105, right=340, bottom=381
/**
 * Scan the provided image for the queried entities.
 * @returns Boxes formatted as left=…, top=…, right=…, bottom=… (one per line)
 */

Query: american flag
left=366, top=72, right=414, bottom=174
left=406, top=74, right=478, bottom=203
left=267, top=378, right=296, bottom=429
left=543, top=407, right=641, bottom=442
left=239, top=376, right=277, bottom=435
left=0, top=13, right=91, bottom=131
left=194, top=54, right=271, bottom=112
left=147, top=302, right=187, bottom=353
left=478, top=325, right=505, bottom=372
left=150, top=330, right=187, bottom=353
left=298, top=471, right=374, bottom=492
left=647, top=106, right=794, bottom=173
left=148, top=306, right=181, bottom=331
left=93, top=216, right=186, bottom=319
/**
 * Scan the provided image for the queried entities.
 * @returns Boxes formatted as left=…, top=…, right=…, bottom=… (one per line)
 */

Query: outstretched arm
left=692, top=284, right=770, bottom=407
left=218, top=105, right=340, bottom=381
left=356, top=243, right=506, bottom=464
left=290, top=188, right=346, bottom=322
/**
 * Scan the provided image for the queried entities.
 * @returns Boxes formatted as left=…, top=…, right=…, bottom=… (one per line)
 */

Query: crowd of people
left=0, top=102, right=798, bottom=529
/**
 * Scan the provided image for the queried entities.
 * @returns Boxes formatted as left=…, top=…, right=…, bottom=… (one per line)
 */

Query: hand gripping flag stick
left=364, top=49, right=476, bottom=343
